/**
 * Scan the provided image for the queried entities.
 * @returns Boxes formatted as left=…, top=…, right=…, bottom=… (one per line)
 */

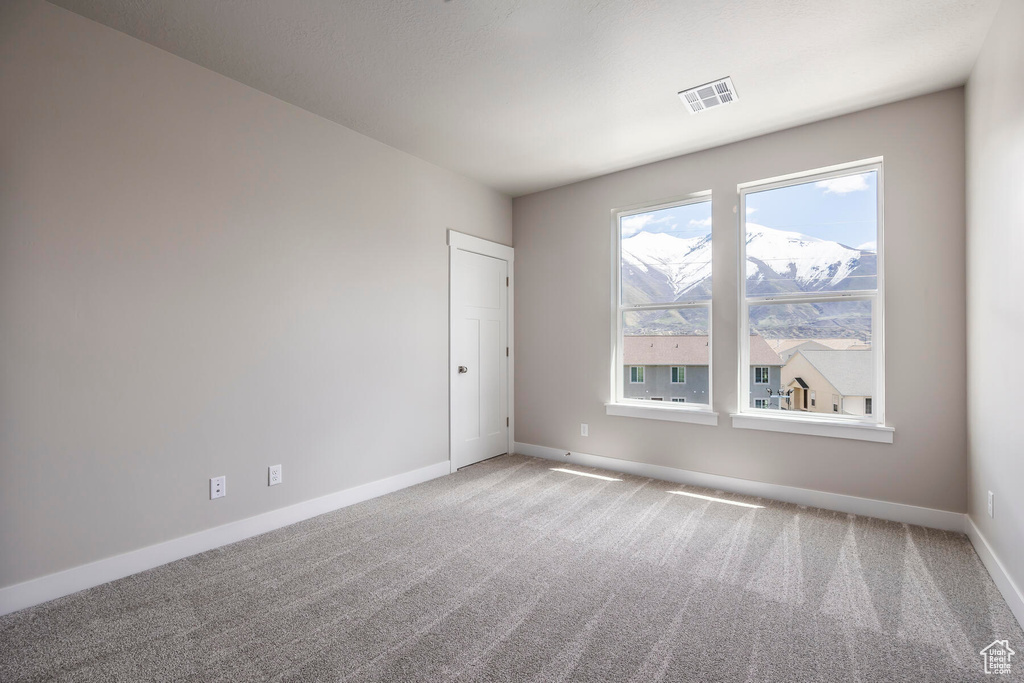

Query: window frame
left=607, top=191, right=718, bottom=427
left=629, top=366, right=645, bottom=384
left=753, top=366, right=769, bottom=385
left=734, top=158, right=890, bottom=442
left=671, top=366, right=686, bottom=384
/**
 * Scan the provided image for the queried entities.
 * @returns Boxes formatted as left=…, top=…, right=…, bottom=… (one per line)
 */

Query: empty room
left=1, top=0, right=1022, bottom=680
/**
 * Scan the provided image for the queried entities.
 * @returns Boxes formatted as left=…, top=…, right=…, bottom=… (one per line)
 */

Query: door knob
left=458, top=366, right=468, bottom=374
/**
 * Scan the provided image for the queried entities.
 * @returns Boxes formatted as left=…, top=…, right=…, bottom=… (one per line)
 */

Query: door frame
left=448, top=229, right=514, bottom=473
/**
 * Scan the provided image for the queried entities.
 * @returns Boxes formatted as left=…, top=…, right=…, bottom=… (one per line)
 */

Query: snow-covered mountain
left=621, top=223, right=876, bottom=303
left=621, top=231, right=712, bottom=302
left=621, top=224, right=876, bottom=337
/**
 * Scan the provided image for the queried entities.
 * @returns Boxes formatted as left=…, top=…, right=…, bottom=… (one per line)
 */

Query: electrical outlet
left=210, top=476, right=226, bottom=500
left=269, top=464, right=282, bottom=486
left=988, top=491, right=994, bottom=518
left=580, top=423, right=588, bottom=437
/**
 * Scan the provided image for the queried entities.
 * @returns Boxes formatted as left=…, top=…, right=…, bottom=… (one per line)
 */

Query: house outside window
left=739, top=160, right=883, bottom=427
left=614, top=194, right=712, bottom=409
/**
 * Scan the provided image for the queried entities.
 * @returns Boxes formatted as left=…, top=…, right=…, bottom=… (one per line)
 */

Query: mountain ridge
left=621, top=225, right=875, bottom=338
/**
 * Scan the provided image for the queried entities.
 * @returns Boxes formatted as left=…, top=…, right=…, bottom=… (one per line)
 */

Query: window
left=865, top=398, right=872, bottom=415
left=739, top=161, right=883, bottom=427
left=671, top=397, right=686, bottom=403
left=754, top=398, right=768, bottom=408
left=650, top=397, right=663, bottom=401
left=614, top=194, right=712, bottom=412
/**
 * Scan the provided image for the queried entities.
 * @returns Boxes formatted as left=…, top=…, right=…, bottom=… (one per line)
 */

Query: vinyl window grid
left=613, top=192, right=712, bottom=409
left=738, top=159, right=884, bottom=425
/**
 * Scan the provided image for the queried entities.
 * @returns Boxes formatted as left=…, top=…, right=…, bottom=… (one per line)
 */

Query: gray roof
left=779, top=340, right=829, bottom=363
left=624, top=335, right=708, bottom=365
left=623, top=335, right=782, bottom=366
left=796, top=349, right=874, bottom=397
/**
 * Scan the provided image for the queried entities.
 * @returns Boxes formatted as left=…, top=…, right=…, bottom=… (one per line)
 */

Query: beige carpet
left=1, top=454, right=1021, bottom=681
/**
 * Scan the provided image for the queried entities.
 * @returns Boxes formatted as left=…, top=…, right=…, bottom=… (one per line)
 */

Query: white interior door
left=451, top=247, right=509, bottom=470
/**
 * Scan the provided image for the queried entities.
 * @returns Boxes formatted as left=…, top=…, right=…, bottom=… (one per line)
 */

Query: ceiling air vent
left=678, top=77, right=738, bottom=114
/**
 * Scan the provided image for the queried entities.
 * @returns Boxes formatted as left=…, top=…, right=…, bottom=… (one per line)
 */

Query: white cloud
left=815, top=174, right=870, bottom=194
left=688, top=217, right=713, bottom=228
left=856, top=241, right=877, bottom=251
left=620, top=214, right=655, bottom=237
left=746, top=206, right=757, bottom=215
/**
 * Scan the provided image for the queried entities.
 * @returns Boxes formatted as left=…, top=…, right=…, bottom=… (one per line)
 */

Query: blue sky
left=621, top=200, right=712, bottom=240
left=621, top=171, right=878, bottom=250
left=746, top=171, right=878, bottom=249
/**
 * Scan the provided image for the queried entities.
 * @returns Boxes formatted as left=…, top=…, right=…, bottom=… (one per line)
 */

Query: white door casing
left=449, top=231, right=513, bottom=471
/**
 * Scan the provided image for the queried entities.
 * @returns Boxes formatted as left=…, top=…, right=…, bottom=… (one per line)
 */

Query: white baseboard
left=0, top=460, right=450, bottom=617
left=514, top=442, right=965, bottom=531
left=965, top=516, right=1024, bottom=628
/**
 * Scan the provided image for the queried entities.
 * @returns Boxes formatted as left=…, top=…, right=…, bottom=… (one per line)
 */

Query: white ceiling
left=49, top=0, right=1000, bottom=197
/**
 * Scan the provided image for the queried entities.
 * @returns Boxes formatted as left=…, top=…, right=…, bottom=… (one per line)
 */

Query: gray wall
left=966, top=0, right=1024, bottom=602
left=514, top=89, right=967, bottom=512
left=748, top=366, right=782, bottom=409
left=623, top=366, right=709, bottom=403
left=0, top=0, right=511, bottom=588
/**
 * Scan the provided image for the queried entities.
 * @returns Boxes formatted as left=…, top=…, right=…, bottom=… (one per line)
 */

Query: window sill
left=730, top=412, right=894, bottom=443
left=606, top=402, right=718, bottom=426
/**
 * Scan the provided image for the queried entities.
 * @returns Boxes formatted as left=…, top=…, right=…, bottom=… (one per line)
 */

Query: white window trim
left=731, top=411, right=893, bottom=443
left=736, top=158, right=890, bottom=442
left=608, top=401, right=718, bottom=425
left=671, top=366, right=686, bottom=384
left=608, top=191, right=716, bottom=427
